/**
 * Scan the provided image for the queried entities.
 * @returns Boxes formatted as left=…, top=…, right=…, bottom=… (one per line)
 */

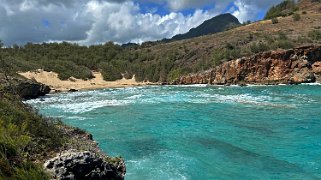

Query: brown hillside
left=135, top=11, right=321, bottom=76
left=298, top=0, right=321, bottom=12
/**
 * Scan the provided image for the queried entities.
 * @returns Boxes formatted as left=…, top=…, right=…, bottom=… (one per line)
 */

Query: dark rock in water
left=16, top=82, right=51, bottom=99
left=44, top=151, right=126, bottom=180
left=69, top=89, right=78, bottom=92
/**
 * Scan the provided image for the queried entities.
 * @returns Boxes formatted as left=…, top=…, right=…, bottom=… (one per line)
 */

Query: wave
left=26, top=85, right=299, bottom=114
left=51, top=99, right=132, bottom=114
left=301, top=82, right=321, bottom=86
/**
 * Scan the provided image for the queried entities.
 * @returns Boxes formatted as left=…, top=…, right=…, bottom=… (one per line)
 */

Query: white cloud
left=232, top=0, right=258, bottom=23
left=82, top=1, right=218, bottom=44
left=0, top=0, right=285, bottom=45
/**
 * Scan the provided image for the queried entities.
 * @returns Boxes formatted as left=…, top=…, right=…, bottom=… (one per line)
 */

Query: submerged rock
left=44, top=150, right=126, bottom=180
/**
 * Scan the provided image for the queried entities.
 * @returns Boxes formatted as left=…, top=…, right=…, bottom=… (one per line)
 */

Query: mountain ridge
left=166, top=13, right=240, bottom=42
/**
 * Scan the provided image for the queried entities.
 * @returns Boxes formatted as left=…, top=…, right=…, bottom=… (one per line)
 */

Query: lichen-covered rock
left=44, top=150, right=126, bottom=180
left=174, top=45, right=321, bottom=85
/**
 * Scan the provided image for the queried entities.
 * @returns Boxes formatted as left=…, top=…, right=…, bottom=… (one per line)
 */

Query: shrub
left=271, top=18, right=279, bottom=24
left=250, top=42, right=270, bottom=53
left=0, top=93, right=64, bottom=179
left=292, top=13, right=301, bottom=21
left=99, top=62, right=123, bottom=81
left=272, top=40, right=294, bottom=49
left=308, top=30, right=321, bottom=41
left=167, top=69, right=182, bottom=83
left=278, top=31, right=288, bottom=40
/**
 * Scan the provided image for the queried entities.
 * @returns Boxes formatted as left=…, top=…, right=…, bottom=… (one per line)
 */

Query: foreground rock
left=174, top=45, right=321, bottom=85
left=44, top=150, right=126, bottom=180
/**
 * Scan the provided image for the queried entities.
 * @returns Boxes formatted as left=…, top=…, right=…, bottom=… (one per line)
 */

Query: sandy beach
left=19, top=70, right=153, bottom=92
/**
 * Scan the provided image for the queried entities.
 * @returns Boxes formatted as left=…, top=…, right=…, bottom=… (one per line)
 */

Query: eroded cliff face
left=0, top=74, right=51, bottom=99
left=174, top=45, right=321, bottom=85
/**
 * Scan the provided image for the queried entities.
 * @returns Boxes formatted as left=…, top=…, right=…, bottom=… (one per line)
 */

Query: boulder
left=44, top=151, right=126, bottom=180
left=16, top=82, right=51, bottom=99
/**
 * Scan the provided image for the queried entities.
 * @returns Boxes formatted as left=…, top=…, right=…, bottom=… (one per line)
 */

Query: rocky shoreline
left=173, top=45, right=321, bottom=85
left=1, top=75, right=126, bottom=179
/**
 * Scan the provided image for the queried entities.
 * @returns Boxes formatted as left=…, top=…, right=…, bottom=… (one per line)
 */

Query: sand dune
left=19, top=70, right=152, bottom=92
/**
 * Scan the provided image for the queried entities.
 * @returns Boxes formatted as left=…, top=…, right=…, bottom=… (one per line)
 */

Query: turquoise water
left=26, top=85, right=321, bottom=179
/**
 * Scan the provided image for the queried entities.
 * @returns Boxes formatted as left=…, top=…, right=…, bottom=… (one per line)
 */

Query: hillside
left=0, top=76, right=126, bottom=179
left=0, top=0, right=321, bottom=85
left=298, top=0, right=321, bottom=12
left=169, top=13, right=240, bottom=41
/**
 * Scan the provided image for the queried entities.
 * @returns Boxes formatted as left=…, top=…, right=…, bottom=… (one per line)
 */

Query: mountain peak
left=169, top=13, right=240, bottom=41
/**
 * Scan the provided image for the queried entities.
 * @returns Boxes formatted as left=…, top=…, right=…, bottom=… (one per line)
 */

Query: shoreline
left=18, top=69, right=321, bottom=95
left=19, top=70, right=158, bottom=92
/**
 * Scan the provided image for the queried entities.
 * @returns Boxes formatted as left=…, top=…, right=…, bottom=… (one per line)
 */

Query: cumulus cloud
left=82, top=1, right=217, bottom=44
left=0, top=0, right=285, bottom=45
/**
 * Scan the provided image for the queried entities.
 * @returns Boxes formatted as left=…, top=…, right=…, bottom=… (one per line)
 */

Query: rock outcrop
left=174, top=45, right=321, bottom=85
left=44, top=150, right=126, bottom=180
left=0, top=73, right=51, bottom=99
left=16, top=81, right=51, bottom=99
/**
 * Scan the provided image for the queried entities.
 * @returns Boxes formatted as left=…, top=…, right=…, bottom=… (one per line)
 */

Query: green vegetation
left=265, top=0, right=298, bottom=20
left=271, top=18, right=279, bottom=24
left=0, top=88, right=65, bottom=179
left=292, top=13, right=301, bottom=21
left=308, top=30, right=321, bottom=41
left=250, top=42, right=270, bottom=53
left=0, top=27, right=312, bottom=84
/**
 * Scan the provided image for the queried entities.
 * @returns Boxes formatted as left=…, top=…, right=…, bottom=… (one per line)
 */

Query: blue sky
left=0, top=0, right=283, bottom=45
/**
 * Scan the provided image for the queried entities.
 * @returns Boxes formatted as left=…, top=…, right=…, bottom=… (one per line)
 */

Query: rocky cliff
left=0, top=73, right=51, bottom=99
left=173, top=45, right=321, bottom=85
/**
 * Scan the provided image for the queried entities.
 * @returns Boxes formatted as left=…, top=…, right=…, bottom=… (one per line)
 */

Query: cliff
left=174, top=45, right=321, bottom=85
left=0, top=73, right=51, bottom=99
left=0, top=75, right=126, bottom=179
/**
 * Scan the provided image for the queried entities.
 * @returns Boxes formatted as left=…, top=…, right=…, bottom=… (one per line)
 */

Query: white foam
left=172, top=84, right=209, bottom=88
left=52, top=99, right=132, bottom=114
left=301, top=83, right=321, bottom=86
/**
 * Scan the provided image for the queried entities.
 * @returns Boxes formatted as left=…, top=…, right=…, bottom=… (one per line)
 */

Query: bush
left=167, top=69, right=182, bottom=83
left=292, top=13, right=301, bottom=21
left=308, top=30, right=321, bottom=41
left=250, top=42, right=270, bottom=53
left=278, top=31, right=288, bottom=40
left=0, top=93, right=64, bottom=179
left=271, top=18, right=279, bottom=24
left=99, top=62, right=123, bottom=81
left=272, top=40, right=294, bottom=49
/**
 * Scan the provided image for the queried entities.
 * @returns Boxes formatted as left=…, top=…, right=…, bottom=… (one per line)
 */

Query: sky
left=0, top=0, right=284, bottom=46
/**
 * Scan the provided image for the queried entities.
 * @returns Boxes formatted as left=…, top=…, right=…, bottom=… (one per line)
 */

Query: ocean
left=26, top=84, right=321, bottom=179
